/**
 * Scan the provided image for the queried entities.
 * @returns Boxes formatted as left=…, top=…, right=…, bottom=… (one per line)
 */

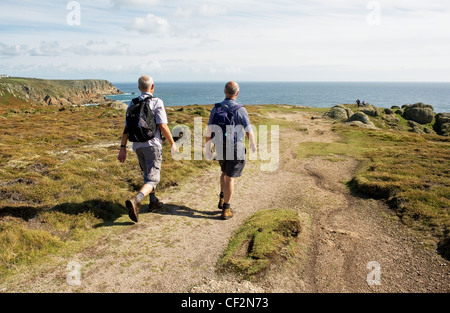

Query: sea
left=107, top=82, right=450, bottom=113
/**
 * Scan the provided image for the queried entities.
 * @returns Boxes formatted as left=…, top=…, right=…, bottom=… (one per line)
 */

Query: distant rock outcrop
left=382, top=113, right=400, bottom=129
left=106, top=100, right=128, bottom=111
left=361, top=106, right=380, bottom=117
left=403, top=103, right=435, bottom=124
left=325, top=105, right=353, bottom=121
left=0, top=77, right=123, bottom=106
left=345, top=112, right=376, bottom=129
left=434, top=113, right=450, bottom=136
left=407, top=120, right=433, bottom=134
left=315, top=103, right=448, bottom=136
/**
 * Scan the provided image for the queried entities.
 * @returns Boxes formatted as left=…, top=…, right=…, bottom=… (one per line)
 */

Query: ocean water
left=107, top=82, right=450, bottom=113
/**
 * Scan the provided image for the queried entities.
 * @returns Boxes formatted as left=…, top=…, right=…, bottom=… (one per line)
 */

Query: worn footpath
left=3, top=111, right=449, bottom=293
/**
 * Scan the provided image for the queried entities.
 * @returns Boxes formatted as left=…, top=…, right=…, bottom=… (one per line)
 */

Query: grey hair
left=224, top=81, right=239, bottom=97
left=138, top=75, right=154, bottom=91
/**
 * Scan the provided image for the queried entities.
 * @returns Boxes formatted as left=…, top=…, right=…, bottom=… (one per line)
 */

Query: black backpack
left=125, top=96, right=157, bottom=142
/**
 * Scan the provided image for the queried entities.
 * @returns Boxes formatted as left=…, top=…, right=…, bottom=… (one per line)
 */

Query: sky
left=0, top=0, right=449, bottom=82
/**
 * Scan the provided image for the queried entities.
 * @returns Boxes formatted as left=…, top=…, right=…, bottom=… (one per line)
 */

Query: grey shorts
left=135, top=146, right=162, bottom=189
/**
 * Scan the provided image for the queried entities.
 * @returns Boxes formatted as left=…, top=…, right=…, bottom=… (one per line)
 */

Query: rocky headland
left=0, top=77, right=123, bottom=107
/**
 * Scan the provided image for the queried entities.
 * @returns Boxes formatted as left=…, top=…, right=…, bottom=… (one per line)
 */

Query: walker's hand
left=171, top=143, right=178, bottom=156
left=250, top=142, right=257, bottom=153
left=118, top=149, right=127, bottom=163
left=205, top=149, right=213, bottom=161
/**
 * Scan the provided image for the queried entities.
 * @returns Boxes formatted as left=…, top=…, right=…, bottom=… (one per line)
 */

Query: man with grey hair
left=118, top=75, right=177, bottom=223
left=206, top=81, right=256, bottom=220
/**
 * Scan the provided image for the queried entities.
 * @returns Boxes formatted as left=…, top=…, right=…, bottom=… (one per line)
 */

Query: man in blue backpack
left=205, top=81, right=257, bottom=220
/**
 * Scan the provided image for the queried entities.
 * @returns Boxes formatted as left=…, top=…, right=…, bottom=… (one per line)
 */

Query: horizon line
left=3, top=76, right=450, bottom=84
left=111, top=80, right=450, bottom=84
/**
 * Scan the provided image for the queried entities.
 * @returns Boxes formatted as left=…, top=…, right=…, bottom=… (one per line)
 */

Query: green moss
left=218, top=209, right=301, bottom=277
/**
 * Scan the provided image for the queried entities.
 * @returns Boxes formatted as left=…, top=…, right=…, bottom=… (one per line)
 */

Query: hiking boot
left=221, top=207, right=234, bottom=220
left=148, top=199, right=163, bottom=212
left=125, top=196, right=141, bottom=222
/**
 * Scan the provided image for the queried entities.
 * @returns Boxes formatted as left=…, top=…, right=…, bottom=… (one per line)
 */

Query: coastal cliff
left=0, top=77, right=123, bottom=106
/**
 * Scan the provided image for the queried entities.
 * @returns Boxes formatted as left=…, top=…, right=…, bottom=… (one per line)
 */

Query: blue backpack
left=210, top=102, right=244, bottom=145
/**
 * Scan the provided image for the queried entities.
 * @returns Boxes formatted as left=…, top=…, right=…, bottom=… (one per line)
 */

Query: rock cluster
left=324, top=105, right=376, bottom=129
left=434, top=113, right=450, bottom=136
left=105, top=100, right=128, bottom=111
left=324, top=105, right=353, bottom=121
left=345, top=112, right=377, bottom=129
left=324, top=102, right=449, bottom=136
left=403, top=103, right=435, bottom=124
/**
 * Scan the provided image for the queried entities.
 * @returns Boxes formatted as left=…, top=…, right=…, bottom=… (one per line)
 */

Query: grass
left=0, top=94, right=303, bottom=276
left=218, top=209, right=302, bottom=278
left=0, top=99, right=286, bottom=276
left=0, top=99, right=215, bottom=275
left=348, top=131, right=450, bottom=233
left=297, top=119, right=450, bottom=255
left=0, top=222, right=61, bottom=271
left=1, top=91, right=449, bottom=276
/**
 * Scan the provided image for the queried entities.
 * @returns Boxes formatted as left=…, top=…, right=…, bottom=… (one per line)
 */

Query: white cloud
left=174, top=7, right=193, bottom=18
left=0, top=40, right=161, bottom=58
left=0, top=43, right=27, bottom=57
left=1, top=0, right=450, bottom=81
left=198, top=4, right=228, bottom=17
left=126, top=14, right=170, bottom=35
left=224, top=66, right=243, bottom=74
left=139, top=60, right=163, bottom=73
left=174, top=4, right=228, bottom=18
left=29, top=41, right=63, bottom=56
left=110, top=0, right=160, bottom=8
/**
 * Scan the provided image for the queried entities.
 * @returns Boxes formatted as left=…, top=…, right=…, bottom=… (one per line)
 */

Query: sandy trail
left=3, top=110, right=449, bottom=293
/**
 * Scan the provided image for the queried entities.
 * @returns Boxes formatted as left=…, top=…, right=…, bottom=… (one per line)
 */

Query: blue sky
left=1, top=0, right=449, bottom=82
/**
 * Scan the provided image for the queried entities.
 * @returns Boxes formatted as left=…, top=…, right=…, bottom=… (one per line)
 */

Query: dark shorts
left=219, top=159, right=246, bottom=178
left=135, top=146, right=162, bottom=189
left=217, top=144, right=246, bottom=178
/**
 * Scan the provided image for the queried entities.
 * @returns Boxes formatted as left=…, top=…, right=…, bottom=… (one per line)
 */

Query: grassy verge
left=218, top=209, right=303, bottom=278
left=297, top=120, right=449, bottom=257
left=347, top=128, right=449, bottom=247
left=0, top=101, right=216, bottom=275
left=0, top=99, right=289, bottom=276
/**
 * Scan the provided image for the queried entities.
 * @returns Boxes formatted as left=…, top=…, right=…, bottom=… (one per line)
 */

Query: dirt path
left=4, top=111, right=449, bottom=292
